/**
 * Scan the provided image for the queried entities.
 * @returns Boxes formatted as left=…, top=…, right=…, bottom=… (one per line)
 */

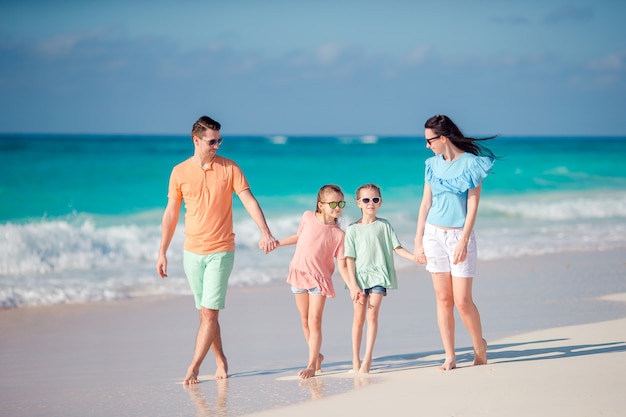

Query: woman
left=414, top=114, right=497, bottom=371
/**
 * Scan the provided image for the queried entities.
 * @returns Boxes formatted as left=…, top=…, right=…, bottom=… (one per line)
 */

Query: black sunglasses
left=198, top=137, right=224, bottom=146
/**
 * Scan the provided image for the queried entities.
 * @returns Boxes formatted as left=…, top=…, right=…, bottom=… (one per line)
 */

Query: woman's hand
left=414, top=244, right=427, bottom=264
left=453, top=240, right=468, bottom=264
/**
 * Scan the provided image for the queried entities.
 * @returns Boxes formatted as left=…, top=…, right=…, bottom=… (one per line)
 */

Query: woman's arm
left=413, top=183, right=432, bottom=264
left=453, top=183, right=482, bottom=264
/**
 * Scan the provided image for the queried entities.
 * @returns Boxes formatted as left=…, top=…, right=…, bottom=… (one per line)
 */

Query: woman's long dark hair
left=425, top=114, right=498, bottom=158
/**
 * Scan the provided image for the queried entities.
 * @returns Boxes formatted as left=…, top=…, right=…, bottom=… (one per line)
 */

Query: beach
left=1, top=249, right=625, bottom=417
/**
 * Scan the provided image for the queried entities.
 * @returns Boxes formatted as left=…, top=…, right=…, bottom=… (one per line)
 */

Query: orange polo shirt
left=168, top=156, right=250, bottom=254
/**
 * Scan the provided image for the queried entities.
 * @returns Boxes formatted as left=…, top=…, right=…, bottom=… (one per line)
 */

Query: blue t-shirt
left=424, top=152, right=494, bottom=227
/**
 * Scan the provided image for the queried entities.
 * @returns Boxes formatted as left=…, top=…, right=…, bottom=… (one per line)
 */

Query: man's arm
left=237, top=189, right=278, bottom=253
left=156, top=197, right=182, bottom=278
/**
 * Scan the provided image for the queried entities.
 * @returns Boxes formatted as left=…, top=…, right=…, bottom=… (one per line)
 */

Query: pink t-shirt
left=168, top=156, right=250, bottom=254
left=286, top=210, right=345, bottom=298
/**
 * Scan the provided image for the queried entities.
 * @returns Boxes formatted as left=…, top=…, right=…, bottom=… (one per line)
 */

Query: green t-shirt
left=344, top=218, right=402, bottom=290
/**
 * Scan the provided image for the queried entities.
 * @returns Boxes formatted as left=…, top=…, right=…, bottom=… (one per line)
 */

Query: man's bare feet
left=473, top=339, right=488, bottom=366
left=184, top=366, right=200, bottom=385
left=438, top=357, right=457, bottom=371
left=215, top=357, right=229, bottom=379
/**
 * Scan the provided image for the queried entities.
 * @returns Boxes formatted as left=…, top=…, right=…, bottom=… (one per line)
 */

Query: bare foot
left=183, top=366, right=200, bottom=385
left=215, top=357, right=229, bottom=379
left=299, top=367, right=316, bottom=379
left=352, top=357, right=361, bottom=373
left=315, top=353, right=325, bottom=373
left=473, top=339, right=488, bottom=366
left=438, top=357, right=457, bottom=371
left=358, top=358, right=372, bottom=374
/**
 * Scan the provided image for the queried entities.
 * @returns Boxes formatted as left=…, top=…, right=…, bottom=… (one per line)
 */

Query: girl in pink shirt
left=276, top=184, right=358, bottom=379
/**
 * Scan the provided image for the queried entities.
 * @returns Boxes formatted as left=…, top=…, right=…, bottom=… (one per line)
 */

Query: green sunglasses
left=321, top=201, right=346, bottom=209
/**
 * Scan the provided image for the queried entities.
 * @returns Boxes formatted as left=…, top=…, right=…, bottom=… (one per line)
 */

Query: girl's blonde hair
left=355, top=183, right=381, bottom=199
left=316, top=184, right=344, bottom=224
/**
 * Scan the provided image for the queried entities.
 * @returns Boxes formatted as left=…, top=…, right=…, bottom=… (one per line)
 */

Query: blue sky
left=1, top=0, right=625, bottom=136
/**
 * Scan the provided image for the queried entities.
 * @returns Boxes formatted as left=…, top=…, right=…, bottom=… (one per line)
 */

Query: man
left=156, top=115, right=278, bottom=385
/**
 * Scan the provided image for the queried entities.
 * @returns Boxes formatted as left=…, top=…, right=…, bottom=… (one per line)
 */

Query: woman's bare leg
left=452, top=276, right=487, bottom=366
left=432, top=272, right=457, bottom=370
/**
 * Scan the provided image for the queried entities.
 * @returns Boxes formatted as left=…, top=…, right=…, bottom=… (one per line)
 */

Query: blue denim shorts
left=363, top=285, right=387, bottom=297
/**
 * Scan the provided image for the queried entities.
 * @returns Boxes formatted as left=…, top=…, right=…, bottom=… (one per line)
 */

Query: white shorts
left=423, top=223, right=477, bottom=277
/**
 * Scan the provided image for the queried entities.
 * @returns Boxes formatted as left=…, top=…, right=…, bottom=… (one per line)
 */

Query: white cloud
left=315, top=43, right=348, bottom=66
left=405, top=45, right=431, bottom=65
left=35, top=28, right=114, bottom=57
left=588, top=50, right=626, bottom=71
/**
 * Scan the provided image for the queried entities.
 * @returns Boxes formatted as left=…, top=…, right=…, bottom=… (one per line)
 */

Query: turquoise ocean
left=1, top=134, right=625, bottom=309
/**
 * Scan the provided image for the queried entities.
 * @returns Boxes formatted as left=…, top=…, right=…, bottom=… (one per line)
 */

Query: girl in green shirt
left=344, top=183, right=415, bottom=373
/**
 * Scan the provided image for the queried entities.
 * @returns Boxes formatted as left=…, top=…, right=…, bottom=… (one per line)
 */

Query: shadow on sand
left=370, top=338, right=626, bottom=373
left=182, top=337, right=626, bottom=417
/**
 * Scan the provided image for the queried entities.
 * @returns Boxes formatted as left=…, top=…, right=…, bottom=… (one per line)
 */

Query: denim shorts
left=363, top=285, right=387, bottom=297
left=183, top=250, right=235, bottom=310
left=422, top=223, right=476, bottom=277
left=290, top=286, right=323, bottom=296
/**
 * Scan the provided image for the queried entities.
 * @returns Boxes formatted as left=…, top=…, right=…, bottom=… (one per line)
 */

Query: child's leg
left=299, top=294, right=326, bottom=379
left=294, top=292, right=311, bottom=342
left=352, top=297, right=367, bottom=372
left=360, top=293, right=384, bottom=373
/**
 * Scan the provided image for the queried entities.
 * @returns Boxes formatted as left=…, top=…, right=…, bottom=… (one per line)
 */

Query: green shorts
left=183, top=250, right=235, bottom=310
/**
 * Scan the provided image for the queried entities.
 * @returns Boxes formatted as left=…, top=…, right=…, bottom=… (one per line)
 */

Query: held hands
left=258, top=234, right=279, bottom=254
left=349, top=286, right=365, bottom=305
left=414, top=244, right=427, bottom=264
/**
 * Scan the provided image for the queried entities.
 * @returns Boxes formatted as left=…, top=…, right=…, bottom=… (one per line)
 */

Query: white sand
left=1, top=250, right=625, bottom=416
left=248, top=315, right=626, bottom=417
